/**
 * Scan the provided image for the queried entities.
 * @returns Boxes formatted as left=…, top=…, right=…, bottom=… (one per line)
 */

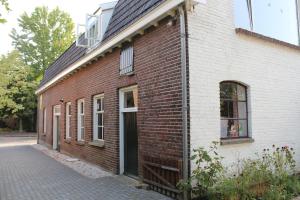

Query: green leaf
left=10, top=6, right=75, bottom=79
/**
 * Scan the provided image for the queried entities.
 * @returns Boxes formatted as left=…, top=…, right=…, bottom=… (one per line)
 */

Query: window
left=220, top=82, right=248, bottom=139
left=120, top=44, right=134, bottom=75
left=77, top=99, right=85, bottom=141
left=124, top=89, right=138, bottom=109
left=43, top=108, right=47, bottom=134
left=87, top=23, right=98, bottom=47
left=93, top=94, right=104, bottom=140
left=235, top=0, right=300, bottom=45
left=66, top=102, right=71, bottom=139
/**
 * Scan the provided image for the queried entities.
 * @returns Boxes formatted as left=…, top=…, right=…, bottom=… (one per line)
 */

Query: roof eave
left=35, top=0, right=185, bottom=95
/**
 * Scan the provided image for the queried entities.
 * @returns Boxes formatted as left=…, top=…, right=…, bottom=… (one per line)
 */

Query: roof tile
left=39, top=0, right=166, bottom=88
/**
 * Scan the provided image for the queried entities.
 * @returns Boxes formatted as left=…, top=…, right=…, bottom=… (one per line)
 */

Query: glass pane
left=221, top=120, right=229, bottom=138
left=124, top=89, right=138, bottom=108
left=81, top=116, right=84, bottom=127
left=124, top=91, right=134, bottom=108
left=252, top=0, right=299, bottom=45
left=239, top=120, right=248, bottom=137
left=235, top=0, right=251, bottom=29
left=68, top=105, right=71, bottom=115
left=220, top=83, right=237, bottom=100
left=97, top=99, right=101, bottom=111
left=98, top=113, right=103, bottom=126
left=80, top=102, right=84, bottom=114
left=237, top=85, right=246, bottom=101
left=81, top=128, right=85, bottom=139
left=221, top=119, right=241, bottom=138
left=228, top=101, right=234, bottom=118
left=220, top=101, right=229, bottom=118
left=98, top=127, right=103, bottom=139
left=238, top=102, right=247, bottom=119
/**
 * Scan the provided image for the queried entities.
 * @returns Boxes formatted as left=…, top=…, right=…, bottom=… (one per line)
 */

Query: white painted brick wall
left=188, top=0, right=300, bottom=170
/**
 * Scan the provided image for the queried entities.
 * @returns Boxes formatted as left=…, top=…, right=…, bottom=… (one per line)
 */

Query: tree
left=0, top=0, right=10, bottom=23
left=0, top=51, right=37, bottom=131
left=11, top=6, right=75, bottom=80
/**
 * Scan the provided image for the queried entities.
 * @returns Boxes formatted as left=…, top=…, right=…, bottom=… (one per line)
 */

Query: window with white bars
left=120, top=44, right=134, bottom=75
left=66, top=102, right=71, bottom=139
left=93, top=94, right=104, bottom=141
left=77, top=99, right=85, bottom=141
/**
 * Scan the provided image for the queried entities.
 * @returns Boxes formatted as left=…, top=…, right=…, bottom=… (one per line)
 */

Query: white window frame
left=43, top=108, right=47, bottom=134
left=119, top=85, right=138, bottom=174
left=93, top=94, right=104, bottom=141
left=77, top=99, right=85, bottom=141
left=65, top=102, right=71, bottom=139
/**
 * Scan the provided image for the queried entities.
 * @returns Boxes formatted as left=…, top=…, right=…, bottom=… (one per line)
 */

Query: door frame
left=53, top=105, right=61, bottom=150
left=119, top=85, right=138, bottom=174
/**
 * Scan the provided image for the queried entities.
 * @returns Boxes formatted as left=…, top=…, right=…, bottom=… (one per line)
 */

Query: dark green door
left=124, top=112, right=138, bottom=176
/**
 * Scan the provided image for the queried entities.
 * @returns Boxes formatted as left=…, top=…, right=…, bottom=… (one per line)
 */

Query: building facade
left=37, top=0, right=300, bottom=197
left=188, top=0, right=300, bottom=169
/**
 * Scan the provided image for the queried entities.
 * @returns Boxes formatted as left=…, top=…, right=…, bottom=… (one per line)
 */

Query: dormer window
left=76, top=1, right=117, bottom=48
left=120, top=44, right=134, bottom=75
left=86, top=19, right=100, bottom=48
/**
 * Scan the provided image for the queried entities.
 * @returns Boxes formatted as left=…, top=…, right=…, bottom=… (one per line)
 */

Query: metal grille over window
left=220, top=82, right=248, bottom=139
left=120, top=45, right=134, bottom=75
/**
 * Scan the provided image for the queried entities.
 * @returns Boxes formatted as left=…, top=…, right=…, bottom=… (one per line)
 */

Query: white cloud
left=0, top=0, right=111, bottom=55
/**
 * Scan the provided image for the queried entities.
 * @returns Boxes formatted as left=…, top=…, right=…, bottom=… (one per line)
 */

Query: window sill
left=220, top=138, right=254, bottom=146
left=120, top=71, right=135, bottom=77
left=89, top=140, right=105, bottom=148
left=235, top=28, right=300, bottom=51
left=76, top=141, right=85, bottom=146
left=64, top=138, right=71, bottom=144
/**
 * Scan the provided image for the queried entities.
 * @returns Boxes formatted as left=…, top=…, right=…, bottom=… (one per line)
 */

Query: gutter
left=178, top=6, right=189, bottom=200
left=35, top=0, right=185, bottom=95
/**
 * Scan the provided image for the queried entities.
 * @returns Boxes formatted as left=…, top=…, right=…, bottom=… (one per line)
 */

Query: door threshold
left=118, top=174, right=149, bottom=190
left=124, top=173, right=139, bottom=180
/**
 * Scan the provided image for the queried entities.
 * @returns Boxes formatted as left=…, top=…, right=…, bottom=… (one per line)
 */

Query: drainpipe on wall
left=178, top=6, right=189, bottom=200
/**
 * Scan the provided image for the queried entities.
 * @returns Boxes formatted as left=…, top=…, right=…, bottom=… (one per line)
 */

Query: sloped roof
left=39, top=0, right=165, bottom=88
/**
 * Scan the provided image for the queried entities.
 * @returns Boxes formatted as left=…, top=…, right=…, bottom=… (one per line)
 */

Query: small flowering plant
left=261, top=145, right=296, bottom=177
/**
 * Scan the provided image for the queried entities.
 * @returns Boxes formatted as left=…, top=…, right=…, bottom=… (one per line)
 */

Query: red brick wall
left=38, top=17, right=183, bottom=175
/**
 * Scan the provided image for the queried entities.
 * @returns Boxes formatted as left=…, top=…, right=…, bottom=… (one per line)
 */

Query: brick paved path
left=0, top=146, right=171, bottom=200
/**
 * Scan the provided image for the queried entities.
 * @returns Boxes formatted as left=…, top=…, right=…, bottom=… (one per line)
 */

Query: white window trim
left=43, top=108, right=47, bottom=134
left=120, top=85, right=138, bottom=113
left=119, top=85, right=138, bottom=174
left=93, top=94, right=104, bottom=141
left=77, top=99, right=85, bottom=141
left=65, top=102, right=71, bottom=139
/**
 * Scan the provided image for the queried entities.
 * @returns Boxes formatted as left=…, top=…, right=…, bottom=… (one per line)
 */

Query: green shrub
left=179, top=144, right=300, bottom=200
left=177, top=142, right=224, bottom=199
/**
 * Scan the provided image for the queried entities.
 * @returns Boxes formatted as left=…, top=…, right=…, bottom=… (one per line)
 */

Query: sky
left=235, top=0, right=299, bottom=45
left=0, top=0, right=111, bottom=56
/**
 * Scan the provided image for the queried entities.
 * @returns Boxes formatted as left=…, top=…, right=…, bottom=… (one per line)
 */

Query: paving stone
left=0, top=146, right=171, bottom=200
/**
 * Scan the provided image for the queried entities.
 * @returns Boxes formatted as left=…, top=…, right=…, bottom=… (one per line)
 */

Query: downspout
left=178, top=6, right=189, bottom=200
